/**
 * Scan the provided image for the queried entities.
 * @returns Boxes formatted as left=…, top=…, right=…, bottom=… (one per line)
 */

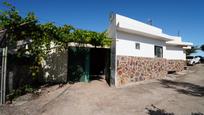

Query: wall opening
left=68, top=47, right=110, bottom=85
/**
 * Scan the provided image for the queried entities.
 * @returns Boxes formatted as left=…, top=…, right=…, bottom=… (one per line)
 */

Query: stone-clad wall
left=116, top=56, right=186, bottom=86
left=166, top=60, right=186, bottom=72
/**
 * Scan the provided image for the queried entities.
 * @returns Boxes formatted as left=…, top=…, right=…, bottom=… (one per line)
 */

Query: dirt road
left=1, top=64, right=204, bottom=115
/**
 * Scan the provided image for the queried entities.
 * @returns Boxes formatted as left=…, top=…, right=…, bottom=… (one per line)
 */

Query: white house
left=108, top=14, right=192, bottom=87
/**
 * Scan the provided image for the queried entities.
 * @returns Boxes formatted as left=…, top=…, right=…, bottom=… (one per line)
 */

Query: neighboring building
left=108, top=14, right=192, bottom=87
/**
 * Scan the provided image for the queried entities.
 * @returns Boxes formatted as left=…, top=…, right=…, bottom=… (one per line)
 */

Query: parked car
left=186, top=56, right=201, bottom=65
left=195, top=56, right=204, bottom=63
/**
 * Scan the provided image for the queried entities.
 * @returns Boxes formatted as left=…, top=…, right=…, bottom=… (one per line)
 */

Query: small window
left=135, top=43, right=140, bottom=50
left=154, top=46, right=163, bottom=58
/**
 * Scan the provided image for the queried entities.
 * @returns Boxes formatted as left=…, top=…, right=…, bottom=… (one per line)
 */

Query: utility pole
left=0, top=46, right=7, bottom=104
left=0, top=30, right=8, bottom=105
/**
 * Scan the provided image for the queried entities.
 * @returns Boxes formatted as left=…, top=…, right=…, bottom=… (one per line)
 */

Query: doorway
left=89, top=48, right=110, bottom=84
left=68, top=47, right=110, bottom=85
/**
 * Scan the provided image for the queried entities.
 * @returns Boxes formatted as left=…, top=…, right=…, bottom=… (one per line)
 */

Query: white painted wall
left=116, top=31, right=167, bottom=58
left=115, top=31, right=186, bottom=60
left=165, top=45, right=186, bottom=60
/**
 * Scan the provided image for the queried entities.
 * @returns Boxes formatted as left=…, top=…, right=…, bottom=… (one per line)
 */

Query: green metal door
left=80, top=48, right=90, bottom=82
left=68, top=47, right=90, bottom=83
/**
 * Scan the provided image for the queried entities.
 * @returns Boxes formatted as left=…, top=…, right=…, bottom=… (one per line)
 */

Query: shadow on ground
left=191, top=112, right=204, bottom=115
left=145, top=105, right=204, bottom=115
left=145, top=104, right=174, bottom=115
left=159, top=79, right=204, bottom=97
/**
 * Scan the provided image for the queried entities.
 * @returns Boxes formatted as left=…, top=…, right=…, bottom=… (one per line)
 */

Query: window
left=154, top=46, right=163, bottom=58
left=135, top=43, right=140, bottom=50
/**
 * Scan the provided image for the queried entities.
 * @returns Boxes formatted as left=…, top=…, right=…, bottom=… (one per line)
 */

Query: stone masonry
left=166, top=60, right=186, bottom=72
left=117, top=55, right=186, bottom=86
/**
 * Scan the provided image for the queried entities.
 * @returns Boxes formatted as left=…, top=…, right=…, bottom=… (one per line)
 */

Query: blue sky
left=1, top=0, right=204, bottom=56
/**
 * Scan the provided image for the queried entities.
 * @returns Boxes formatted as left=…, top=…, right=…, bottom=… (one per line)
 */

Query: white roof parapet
left=115, top=14, right=162, bottom=34
left=165, top=34, right=193, bottom=47
left=115, top=14, right=176, bottom=41
left=182, top=46, right=192, bottom=49
left=114, top=14, right=193, bottom=46
left=117, top=25, right=172, bottom=41
left=166, top=40, right=193, bottom=46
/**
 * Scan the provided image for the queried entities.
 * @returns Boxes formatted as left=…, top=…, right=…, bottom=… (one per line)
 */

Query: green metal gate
left=68, top=47, right=111, bottom=84
left=68, top=47, right=90, bottom=82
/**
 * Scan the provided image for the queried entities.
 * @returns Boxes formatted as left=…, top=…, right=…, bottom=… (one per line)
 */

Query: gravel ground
left=1, top=64, right=204, bottom=115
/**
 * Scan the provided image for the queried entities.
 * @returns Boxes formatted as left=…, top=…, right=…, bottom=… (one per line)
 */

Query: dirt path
left=1, top=64, right=204, bottom=115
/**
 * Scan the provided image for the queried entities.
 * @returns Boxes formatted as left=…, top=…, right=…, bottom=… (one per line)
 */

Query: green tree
left=72, top=29, right=112, bottom=48
left=0, top=1, right=112, bottom=76
left=0, top=2, right=38, bottom=45
left=0, top=2, right=56, bottom=76
left=201, top=44, right=204, bottom=52
left=185, top=46, right=198, bottom=56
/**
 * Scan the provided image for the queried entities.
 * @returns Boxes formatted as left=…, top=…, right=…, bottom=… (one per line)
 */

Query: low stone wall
left=116, top=55, right=186, bottom=87
left=166, top=60, right=186, bottom=72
